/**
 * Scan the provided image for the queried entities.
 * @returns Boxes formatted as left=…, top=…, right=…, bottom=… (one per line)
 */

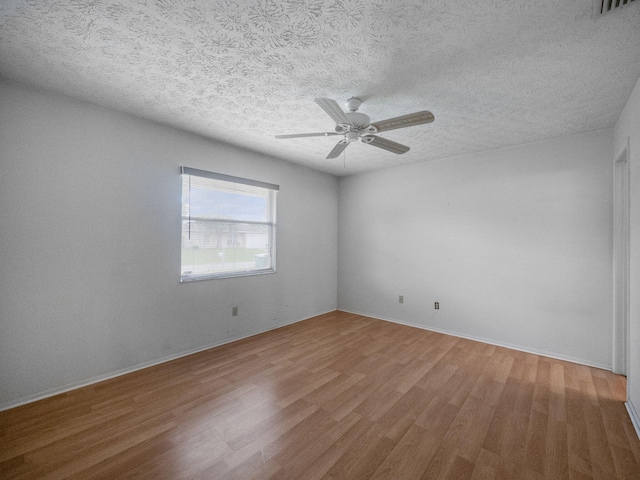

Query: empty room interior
left=1, top=1, right=640, bottom=479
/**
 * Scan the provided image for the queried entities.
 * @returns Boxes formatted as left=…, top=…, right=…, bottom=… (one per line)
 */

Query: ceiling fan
left=275, top=97, right=434, bottom=159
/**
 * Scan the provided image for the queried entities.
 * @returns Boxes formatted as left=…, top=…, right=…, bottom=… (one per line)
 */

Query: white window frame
left=180, top=167, right=278, bottom=282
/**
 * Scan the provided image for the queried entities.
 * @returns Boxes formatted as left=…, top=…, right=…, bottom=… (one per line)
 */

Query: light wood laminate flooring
left=1, top=311, right=639, bottom=479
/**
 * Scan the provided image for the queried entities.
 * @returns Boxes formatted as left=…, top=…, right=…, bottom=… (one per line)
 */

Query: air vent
left=596, top=0, right=637, bottom=15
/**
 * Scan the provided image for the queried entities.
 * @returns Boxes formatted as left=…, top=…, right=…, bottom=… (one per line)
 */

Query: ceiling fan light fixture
left=346, top=131, right=360, bottom=143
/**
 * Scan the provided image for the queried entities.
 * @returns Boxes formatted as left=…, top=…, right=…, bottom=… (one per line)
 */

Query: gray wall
left=0, top=80, right=338, bottom=409
left=2, top=75, right=636, bottom=440
left=614, top=74, right=640, bottom=434
left=338, top=130, right=614, bottom=368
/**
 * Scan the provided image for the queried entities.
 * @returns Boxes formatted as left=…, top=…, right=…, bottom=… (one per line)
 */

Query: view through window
left=181, top=167, right=278, bottom=281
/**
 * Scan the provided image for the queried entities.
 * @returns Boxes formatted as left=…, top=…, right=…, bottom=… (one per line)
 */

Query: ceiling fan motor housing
left=344, top=111, right=370, bottom=127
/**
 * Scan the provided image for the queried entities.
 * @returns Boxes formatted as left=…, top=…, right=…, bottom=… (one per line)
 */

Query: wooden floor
left=1, top=311, right=639, bottom=479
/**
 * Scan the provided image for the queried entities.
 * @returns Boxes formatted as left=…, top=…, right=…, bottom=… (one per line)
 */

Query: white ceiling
left=1, top=0, right=639, bottom=176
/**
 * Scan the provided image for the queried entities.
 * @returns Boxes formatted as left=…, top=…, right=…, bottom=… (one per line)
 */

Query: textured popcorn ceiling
left=1, top=1, right=639, bottom=176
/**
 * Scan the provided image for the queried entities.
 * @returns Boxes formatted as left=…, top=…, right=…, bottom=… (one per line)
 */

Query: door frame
left=613, top=138, right=630, bottom=377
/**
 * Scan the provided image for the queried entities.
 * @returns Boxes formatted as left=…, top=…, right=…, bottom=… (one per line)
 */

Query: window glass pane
left=181, top=222, right=271, bottom=276
left=187, top=176, right=268, bottom=222
left=181, top=170, right=276, bottom=281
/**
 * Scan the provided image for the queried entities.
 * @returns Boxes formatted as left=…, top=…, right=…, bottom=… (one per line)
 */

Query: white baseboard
left=338, top=309, right=612, bottom=371
left=0, top=309, right=336, bottom=412
left=626, top=400, right=640, bottom=440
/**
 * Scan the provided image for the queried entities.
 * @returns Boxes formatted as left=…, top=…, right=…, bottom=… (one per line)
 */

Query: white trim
left=0, top=309, right=335, bottom=412
left=338, top=309, right=612, bottom=371
left=612, top=138, right=631, bottom=376
left=626, top=400, right=640, bottom=440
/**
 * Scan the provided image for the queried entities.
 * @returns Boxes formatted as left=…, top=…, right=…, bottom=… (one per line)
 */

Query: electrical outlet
left=399, top=295, right=404, bottom=304
left=232, top=306, right=238, bottom=316
left=434, top=302, right=439, bottom=310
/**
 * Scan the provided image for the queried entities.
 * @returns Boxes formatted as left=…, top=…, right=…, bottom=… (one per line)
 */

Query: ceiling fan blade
left=361, top=135, right=410, bottom=154
left=326, top=140, right=349, bottom=159
left=365, top=111, right=434, bottom=133
left=275, top=132, right=340, bottom=139
left=315, top=98, right=350, bottom=125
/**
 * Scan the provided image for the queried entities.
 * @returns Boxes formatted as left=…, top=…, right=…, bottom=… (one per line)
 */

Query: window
left=180, top=167, right=278, bottom=281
